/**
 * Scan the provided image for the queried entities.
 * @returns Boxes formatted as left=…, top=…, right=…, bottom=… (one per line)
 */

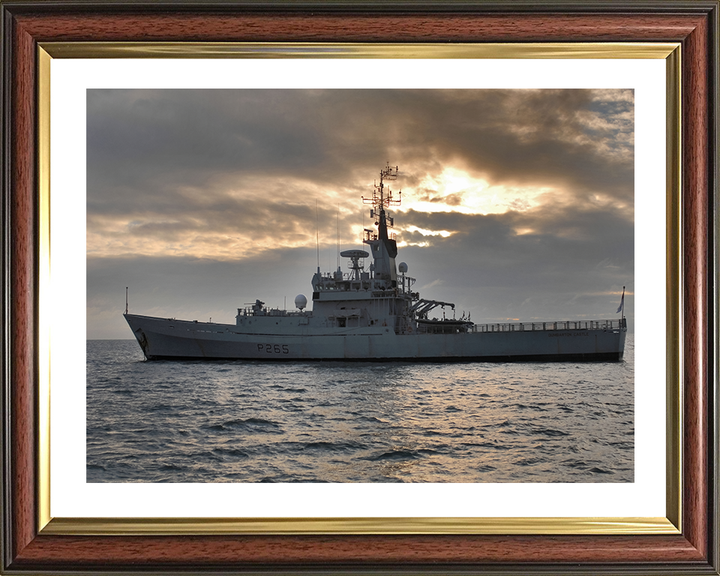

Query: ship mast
left=362, top=164, right=401, bottom=289
left=363, top=163, right=401, bottom=241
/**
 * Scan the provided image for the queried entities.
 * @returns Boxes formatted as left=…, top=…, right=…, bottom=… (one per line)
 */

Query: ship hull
left=125, top=314, right=626, bottom=362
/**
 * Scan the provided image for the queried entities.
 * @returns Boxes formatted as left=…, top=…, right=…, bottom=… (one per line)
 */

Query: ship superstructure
left=125, top=164, right=627, bottom=361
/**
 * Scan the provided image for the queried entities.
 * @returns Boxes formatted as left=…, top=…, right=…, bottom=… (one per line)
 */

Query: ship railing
left=471, top=318, right=626, bottom=333
left=240, top=306, right=307, bottom=317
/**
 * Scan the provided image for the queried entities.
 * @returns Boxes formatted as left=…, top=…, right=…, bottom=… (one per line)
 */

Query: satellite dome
left=398, top=262, right=408, bottom=273
left=294, top=294, right=308, bottom=311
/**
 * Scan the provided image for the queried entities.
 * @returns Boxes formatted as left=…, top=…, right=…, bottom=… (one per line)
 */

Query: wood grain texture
left=10, top=21, right=37, bottom=561
left=681, top=7, right=710, bottom=560
left=14, top=12, right=703, bottom=42
left=3, top=3, right=717, bottom=573
left=10, top=534, right=707, bottom=567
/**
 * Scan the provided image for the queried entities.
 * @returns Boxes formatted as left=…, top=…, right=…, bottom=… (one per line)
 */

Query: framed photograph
left=2, top=1, right=717, bottom=574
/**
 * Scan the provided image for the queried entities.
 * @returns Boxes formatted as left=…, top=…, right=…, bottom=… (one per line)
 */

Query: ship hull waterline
left=124, top=314, right=627, bottom=363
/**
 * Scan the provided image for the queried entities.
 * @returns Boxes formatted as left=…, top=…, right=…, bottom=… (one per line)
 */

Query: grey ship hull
left=125, top=313, right=626, bottom=362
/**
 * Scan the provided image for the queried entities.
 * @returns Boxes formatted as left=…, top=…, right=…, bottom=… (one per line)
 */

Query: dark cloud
left=395, top=205, right=631, bottom=321
left=88, top=89, right=633, bottom=207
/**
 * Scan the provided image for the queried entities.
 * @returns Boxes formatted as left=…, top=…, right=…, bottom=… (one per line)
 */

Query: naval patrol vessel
left=125, top=164, right=627, bottom=361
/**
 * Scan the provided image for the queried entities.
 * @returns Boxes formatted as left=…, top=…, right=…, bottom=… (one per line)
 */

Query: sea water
left=87, top=337, right=634, bottom=483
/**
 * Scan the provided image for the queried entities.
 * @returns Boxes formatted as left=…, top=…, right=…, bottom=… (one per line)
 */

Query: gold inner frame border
left=36, top=41, right=682, bottom=536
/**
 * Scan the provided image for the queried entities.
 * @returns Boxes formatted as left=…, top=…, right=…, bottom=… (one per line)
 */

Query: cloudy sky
left=87, top=89, right=633, bottom=339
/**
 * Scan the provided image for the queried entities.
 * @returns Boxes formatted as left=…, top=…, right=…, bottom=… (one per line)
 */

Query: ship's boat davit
left=124, top=164, right=627, bottom=362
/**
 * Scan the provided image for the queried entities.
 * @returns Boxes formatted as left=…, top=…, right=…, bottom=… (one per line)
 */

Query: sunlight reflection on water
left=87, top=337, right=634, bottom=483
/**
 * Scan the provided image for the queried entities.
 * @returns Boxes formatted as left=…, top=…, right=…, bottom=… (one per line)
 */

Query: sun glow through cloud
left=404, top=225, right=453, bottom=238
left=400, top=168, right=552, bottom=216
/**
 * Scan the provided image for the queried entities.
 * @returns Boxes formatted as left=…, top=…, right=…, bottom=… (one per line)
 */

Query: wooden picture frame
left=2, top=1, right=717, bottom=573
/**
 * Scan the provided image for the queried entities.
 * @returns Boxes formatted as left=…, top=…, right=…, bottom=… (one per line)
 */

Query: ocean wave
left=86, top=339, right=635, bottom=483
